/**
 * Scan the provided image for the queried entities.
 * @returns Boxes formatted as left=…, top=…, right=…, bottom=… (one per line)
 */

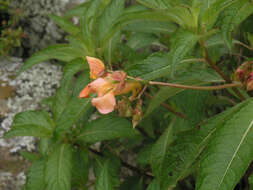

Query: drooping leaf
left=221, top=0, right=253, bottom=50
left=45, top=144, right=72, bottom=190
left=4, top=110, right=54, bottom=138
left=151, top=121, right=174, bottom=178
left=160, top=99, right=251, bottom=189
left=49, top=14, right=80, bottom=35
left=196, top=99, right=253, bottom=190
left=25, top=159, right=46, bottom=190
left=19, top=44, right=85, bottom=73
left=77, top=116, right=140, bottom=143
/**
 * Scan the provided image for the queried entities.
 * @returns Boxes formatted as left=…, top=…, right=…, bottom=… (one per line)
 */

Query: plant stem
left=235, top=41, right=253, bottom=52
left=88, top=148, right=154, bottom=179
left=203, top=43, right=246, bottom=100
left=144, top=92, right=187, bottom=119
left=149, top=81, right=242, bottom=90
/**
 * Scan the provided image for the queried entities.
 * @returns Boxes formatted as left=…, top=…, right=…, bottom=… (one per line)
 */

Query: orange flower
left=79, top=57, right=142, bottom=114
left=86, top=56, right=105, bottom=79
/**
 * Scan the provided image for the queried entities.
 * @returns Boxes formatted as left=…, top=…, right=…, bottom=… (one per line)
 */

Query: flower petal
left=89, top=78, right=114, bottom=97
left=110, top=71, right=127, bottom=81
left=92, top=91, right=116, bottom=114
left=86, top=56, right=105, bottom=79
left=114, top=81, right=142, bottom=100
left=79, top=85, right=91, bottom=98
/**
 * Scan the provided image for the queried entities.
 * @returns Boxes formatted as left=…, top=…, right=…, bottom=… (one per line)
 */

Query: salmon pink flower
left=86, top=56, right=106, bottom=79
left=79, top=57, right=142, bottom=114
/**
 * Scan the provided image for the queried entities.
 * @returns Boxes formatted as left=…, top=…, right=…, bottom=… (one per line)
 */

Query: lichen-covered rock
left=0, top=58, right=62, bottom=190
left=11, top=0, right=71, bottom=56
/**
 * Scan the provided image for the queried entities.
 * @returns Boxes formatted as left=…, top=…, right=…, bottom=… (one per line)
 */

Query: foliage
left=4, top=0, right=253, bottom=189
left=0, top=0, right=24, bottom=56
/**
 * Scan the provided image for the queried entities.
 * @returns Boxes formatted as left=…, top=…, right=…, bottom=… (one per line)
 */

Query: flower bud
left=234, top=68, right=245, bottom=82
left=117, top=98, right=133, bottom=117
left=132, top=100, right=143, bottom=128
left=247, top=72, right=253, bottom=91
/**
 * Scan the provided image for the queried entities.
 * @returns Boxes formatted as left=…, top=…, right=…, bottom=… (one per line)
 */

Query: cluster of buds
left=233, top=61, right=253, bottom=91
left=79, top=56, right=143, bottom=127
left=117, top=98, right=143, bottom=128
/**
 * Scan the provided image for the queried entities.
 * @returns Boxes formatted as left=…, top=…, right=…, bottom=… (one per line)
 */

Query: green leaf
left=119, top=177, right=143, bottom=190
left=25, top=159, right=46, bottom=190
left=151, top=122, right=174, bottom=178
left=249, top=173, right=253, bottom=189
left=126, top=33, right=158, bottom=50
left=169, top=29, right=200, bottom=75
left=147, top=180, right=160, bottom=190
left=4, top=111, right=54, bottom=138
left=102, top=9, right=185, bottom=46
left=95, top=160, right=116, bottom=190
left=39, top=138, right=54, bottom=157
left=64, top=1, right=91, bottom=18
left=45, top=144, right=72, bottom=190
left=196, top=99, right=253, bottom=190
left=77, top=116, right=140, bottom=143
left=55, top=97, right=91, bottom=136
left=136, top=0, right=170, bottom=9
left=94, top=156, right=121, bottom=187
left=72, top=71, right=91, bottom=97
left=173, top=90, right=209, bottom=126
left=124, top=20, right=177, bottom=34
left=160, top=100, right=250, bottom=189
left=126, top=52, right=170, bottom=80
left=20, top=151, right=39, bottom=162
left=136, top=144, right=153, bottom=166
left=85, top=0, right=111, bottom=37
left=221, top=0, right=253, bottom=50
left=19, top=44, right=84, bottom=73
left=72, top=148, right=89, bottom=188
left=52, top=59, right=88, bottom=120
left=98, top=0, right=124, bottom=40
left=49, top=14, right=80, bottom=35
left=200, top=0, right=237, bottom=30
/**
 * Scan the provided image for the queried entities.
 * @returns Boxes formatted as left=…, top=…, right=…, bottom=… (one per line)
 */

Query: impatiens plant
left=4, top=0, right=253, bottom=190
